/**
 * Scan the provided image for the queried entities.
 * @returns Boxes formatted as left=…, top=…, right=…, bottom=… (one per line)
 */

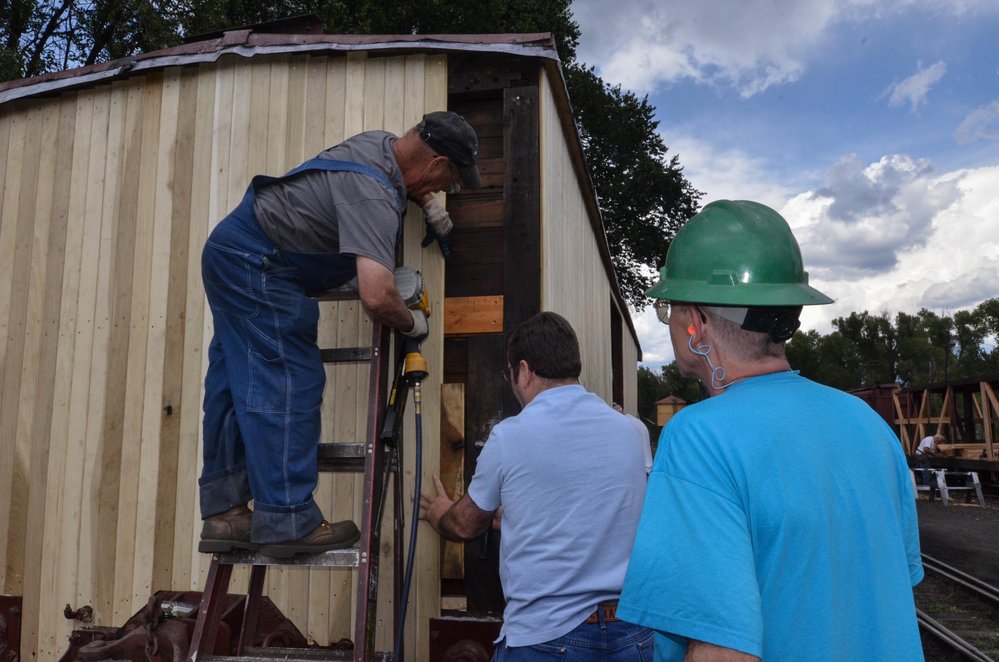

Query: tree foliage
left=1, top=0, right=700, bottom=308
left=785, top=299, right=999, bottom=390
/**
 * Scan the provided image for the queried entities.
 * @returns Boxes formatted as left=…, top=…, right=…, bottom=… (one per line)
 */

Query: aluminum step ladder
left=912, top=468, right=986, bottom=506
left=186, top=317, right=404, bottom=661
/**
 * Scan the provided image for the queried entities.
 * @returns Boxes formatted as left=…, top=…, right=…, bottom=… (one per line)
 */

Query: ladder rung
left=320, top=347, right=373, bottom=363
left=198, top=648, right=392, bottom=660
left=317, top=443, right=398, bottom=473
left=317, top=443, right=365, bottom=472
left=216, top=547, right=360, bottom=568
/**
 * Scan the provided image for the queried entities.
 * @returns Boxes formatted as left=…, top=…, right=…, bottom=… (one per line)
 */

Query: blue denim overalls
left=199, top=159, right=405, bottom=543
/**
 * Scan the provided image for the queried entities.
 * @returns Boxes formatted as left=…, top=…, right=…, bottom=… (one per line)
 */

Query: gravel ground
left=916, top=494, right=999, bottom=661
left=917, top=496, right=999, bottom=586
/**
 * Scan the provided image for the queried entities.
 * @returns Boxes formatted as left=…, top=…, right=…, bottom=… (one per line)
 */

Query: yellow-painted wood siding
left=0, top=52, right=446, bottom=658
left=538, top=69, right=639, bottom=408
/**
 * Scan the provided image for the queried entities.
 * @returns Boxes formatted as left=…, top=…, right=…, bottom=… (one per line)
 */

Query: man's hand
left=402, top=309, right=429, bottom=341
left=419, top=475, right=455, bottom=531
left=422, top=197, right=453, bottom=236
left=419, top=475, right=496, bottom=541
left=421, top=223, right=452, bottom=259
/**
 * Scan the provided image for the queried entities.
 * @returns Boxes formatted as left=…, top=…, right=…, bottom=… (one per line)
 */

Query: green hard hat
left=647, top=200, right=833, bottom=307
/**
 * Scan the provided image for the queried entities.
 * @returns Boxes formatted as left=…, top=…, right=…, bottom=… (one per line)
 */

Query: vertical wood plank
left=89, top=81, right=143, bottom=630
left=439, top=384, right=465, bottom=580
left=10, top=99, right=53, bottom=654
left=80, top=81, right=125, bottom=625
left=112, top=74, right=162, bottom=623
left=154, top=72, right=197, bottom=595
left=503, top=85, right=541, bottom=332
left=61, top=87, right=112, bottom=624
left=36, top=94, right=80, bottom=657
left=42, top=89, right=92, bottom=648
left=174, top=64, right=217, bottom=588
left=0, top=108, right=28, bottom=592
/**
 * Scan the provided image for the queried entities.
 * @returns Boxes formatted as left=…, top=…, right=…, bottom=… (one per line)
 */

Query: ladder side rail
left=188, top=557, right=235, bottom=659
left=354, top=322, right=393, bottom=661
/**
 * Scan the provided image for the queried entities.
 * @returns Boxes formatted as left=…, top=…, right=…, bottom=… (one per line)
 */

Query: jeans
left=492, top=614, right=653, bottom=661
left=199, top=185, right=353, bottom=543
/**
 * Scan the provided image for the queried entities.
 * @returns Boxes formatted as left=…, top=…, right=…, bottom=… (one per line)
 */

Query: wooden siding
left=538, top=69, right=638, bottom=407
left=0, top=52, right=446, bottom=658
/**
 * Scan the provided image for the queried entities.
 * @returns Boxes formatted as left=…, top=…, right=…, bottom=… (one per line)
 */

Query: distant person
left=420, top=312, right=652, bottom=659
left=916, top=434, right=946, bottom=458
left=618, top=200, right=923, bottom=661
left=612, top=402, right=654, bottom=474
left=914, top=433, right=946, bottom=487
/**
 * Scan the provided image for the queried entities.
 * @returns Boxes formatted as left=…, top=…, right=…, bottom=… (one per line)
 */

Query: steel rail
left=915, top=609, right=995, bottom=662
left=922, top=553, right=999, bottom=605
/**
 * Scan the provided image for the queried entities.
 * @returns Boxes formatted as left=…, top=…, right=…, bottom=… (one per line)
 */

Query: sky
left=569, top=0, right=999, bottom=367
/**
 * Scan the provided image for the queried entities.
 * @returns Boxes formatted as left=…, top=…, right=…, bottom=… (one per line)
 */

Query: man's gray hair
left=702, top=308, right=787, bottom=360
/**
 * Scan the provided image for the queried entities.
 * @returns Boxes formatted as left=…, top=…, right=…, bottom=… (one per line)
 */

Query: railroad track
left=917, top=554, right=999, bottom=661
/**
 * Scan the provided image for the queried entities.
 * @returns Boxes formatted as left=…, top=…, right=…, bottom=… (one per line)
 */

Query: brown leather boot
left=199, top=505, right=257, bottom=553
left=259, top=520, right=360, bottom=559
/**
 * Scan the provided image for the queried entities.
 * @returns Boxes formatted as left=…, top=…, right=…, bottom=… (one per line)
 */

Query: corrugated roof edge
left=0, top=32, right=558, bottom=103
left=0, top=30, right=643, bottom=358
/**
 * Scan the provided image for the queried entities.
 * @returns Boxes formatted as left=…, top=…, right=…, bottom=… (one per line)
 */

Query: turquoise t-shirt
left=617, top=371, right=924, bottom=661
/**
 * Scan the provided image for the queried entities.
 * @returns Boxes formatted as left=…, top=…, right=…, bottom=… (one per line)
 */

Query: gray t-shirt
left=467, top=384, right=648, bottom=647
left=253, top=131, right=406, bottom=270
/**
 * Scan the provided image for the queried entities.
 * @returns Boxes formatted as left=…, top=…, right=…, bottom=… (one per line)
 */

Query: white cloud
left=881, top=60, right=947, bottom=112
left=573, top=0, right=833, bottom=95
left=955, top=99, right=999, bottom=144
left=633, top=305, right=676, bottom=367
left=636, top=161, right=999, bottom=360
left=791, top=153, right=959, bottom=275
left=792, top=163, right=999, bottom=333
left=572, top=1, right=997, bottom=97
left=666, top=136, right=797, bottom=209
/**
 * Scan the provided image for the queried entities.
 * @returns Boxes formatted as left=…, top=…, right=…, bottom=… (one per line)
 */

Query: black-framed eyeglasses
left=654, top=299, right=671, bottom=325
left=502, top=365, right=514, bottom=384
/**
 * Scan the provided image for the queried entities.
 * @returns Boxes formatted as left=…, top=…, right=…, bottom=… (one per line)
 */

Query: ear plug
left=687, top=325, right=696, bottom=336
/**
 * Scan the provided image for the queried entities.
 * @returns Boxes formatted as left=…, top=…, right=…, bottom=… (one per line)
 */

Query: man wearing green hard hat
left=617, top=201, right=924, bottom=661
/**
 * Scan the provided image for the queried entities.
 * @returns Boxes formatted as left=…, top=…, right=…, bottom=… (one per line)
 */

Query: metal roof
left=0, top=32, right=559, bottom=104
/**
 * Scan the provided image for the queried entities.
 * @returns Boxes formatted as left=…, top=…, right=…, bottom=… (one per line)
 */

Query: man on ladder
left=198, top=111, right=481, bottom=559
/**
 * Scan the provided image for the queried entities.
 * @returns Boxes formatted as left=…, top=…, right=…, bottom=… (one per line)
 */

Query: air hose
left=394, top=344, right=427, bottom=660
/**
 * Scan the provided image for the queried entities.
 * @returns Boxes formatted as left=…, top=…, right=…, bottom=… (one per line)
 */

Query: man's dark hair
left=506, top=312, right=582, bottom=381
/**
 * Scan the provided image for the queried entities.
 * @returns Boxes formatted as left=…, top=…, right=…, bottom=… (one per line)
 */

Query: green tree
left=2, top=0, right=701, bottom=309
left=831, top=311, right=897, bottom=386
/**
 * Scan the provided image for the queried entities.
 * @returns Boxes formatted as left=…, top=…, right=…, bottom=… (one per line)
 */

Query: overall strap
left=281, top=158, right=406, bottom=214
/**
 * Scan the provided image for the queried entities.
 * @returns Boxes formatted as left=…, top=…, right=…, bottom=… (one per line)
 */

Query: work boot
left=199, top=505, right=257, bottom=553
left=259, top=520, right=361, bottom=559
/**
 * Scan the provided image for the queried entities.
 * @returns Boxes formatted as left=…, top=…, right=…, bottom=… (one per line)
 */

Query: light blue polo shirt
left=618, top=371, right=924, bottom=661
left=467, top=384, right=648, bottom=647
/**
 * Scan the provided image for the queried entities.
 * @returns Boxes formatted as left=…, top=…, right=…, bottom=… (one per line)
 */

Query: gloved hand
left=422, top=197, right=453, bottom=236
left=402, top=308, right=429, bottom=342
left=421, top=223, right=452, bottom=260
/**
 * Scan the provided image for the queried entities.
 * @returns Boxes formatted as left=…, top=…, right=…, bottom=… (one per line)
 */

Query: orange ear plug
left=687, top=325, right=696, bottom=336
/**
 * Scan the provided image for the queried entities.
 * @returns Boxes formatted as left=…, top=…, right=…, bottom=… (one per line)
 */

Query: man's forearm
left=435, top=502, right=481, bottom=542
